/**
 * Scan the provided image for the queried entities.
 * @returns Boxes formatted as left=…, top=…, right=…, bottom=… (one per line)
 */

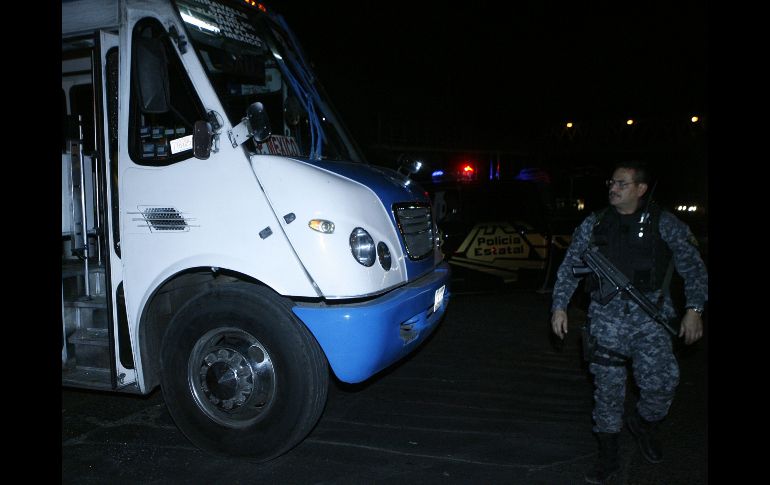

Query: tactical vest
left=586, top=203, right=672, bottom=296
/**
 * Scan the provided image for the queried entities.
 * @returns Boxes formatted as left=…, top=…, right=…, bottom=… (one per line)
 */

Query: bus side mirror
left=193, top=120, right=212, bottom=160
left=397, top=154, right=423, bottom=177
left=247, top=102, right=272, bottom=143
left=133, top=37, right=171, bottom=113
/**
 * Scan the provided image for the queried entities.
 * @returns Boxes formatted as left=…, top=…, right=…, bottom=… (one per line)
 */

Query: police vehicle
left=425, top=163, right=588, bottom=286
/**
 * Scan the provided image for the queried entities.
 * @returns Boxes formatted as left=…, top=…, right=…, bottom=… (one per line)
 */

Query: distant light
left=577, top=198, right=585, bottom=210
left=626, top=119, right=634, bottom=126
left=566, top=122, right=573, bottom=128
left=432, top=170, right=444, bottom=177
left=463, top=164, right=475, bottom=173
left=676, top=204, right=699, bottom=212
left=691, top=116, right=699, bottom=123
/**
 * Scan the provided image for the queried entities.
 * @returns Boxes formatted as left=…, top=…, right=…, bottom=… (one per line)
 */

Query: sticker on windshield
left=255, top=136, right=301, bottom=157
left=170, top=135, right=193, bottom=154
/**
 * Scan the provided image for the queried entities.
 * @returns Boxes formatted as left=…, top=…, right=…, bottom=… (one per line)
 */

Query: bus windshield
left=175, top=0, right=359, bottom=161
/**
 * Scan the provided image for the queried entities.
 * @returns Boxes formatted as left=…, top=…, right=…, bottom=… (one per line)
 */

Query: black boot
left=626, top=411, right=663, bottom=463
left=585, top=432, right=620, bottom=484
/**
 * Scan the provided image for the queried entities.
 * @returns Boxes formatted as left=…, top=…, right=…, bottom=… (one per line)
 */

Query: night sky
left=277, top=1, right=708, bottom=152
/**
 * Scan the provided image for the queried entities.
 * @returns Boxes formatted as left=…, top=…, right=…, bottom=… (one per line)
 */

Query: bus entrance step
left=62, top=264, right=107, bottom=299
left=67, top=328, right=110, bottom=369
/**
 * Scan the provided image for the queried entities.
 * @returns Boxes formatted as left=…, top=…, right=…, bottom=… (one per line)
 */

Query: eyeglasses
left=605, top=179, right=637, bottom=189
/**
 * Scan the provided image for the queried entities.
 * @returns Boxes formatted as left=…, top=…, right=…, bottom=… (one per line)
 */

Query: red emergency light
left=458, top=163, right=476, bottom=181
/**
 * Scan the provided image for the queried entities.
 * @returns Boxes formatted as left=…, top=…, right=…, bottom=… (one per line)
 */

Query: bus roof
left=62, top=0, right=120, bottom=37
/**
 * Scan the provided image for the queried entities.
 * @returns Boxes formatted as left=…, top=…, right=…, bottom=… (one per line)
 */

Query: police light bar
left=457, top=163, right=477, bottom=181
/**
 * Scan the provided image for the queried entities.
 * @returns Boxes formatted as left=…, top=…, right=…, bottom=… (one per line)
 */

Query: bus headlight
left=377, top=242, right=391, bottom=271
left=350, top=228, right=375, bottom=267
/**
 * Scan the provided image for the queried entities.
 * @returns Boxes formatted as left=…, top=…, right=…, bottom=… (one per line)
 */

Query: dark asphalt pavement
left=62, top=269, right=707, bottom=484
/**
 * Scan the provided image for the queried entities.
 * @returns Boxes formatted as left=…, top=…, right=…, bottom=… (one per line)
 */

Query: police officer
left=550, top=161, right=707, bottom=484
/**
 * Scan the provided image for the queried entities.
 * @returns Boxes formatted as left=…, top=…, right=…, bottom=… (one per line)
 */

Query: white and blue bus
left=62, top=0, right=450, bottom=460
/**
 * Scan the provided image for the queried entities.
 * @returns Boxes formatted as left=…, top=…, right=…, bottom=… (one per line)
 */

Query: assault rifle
left=572, top=246, right=679, bottom=336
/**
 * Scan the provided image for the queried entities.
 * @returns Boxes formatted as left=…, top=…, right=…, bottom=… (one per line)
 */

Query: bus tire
left=159, top=282, right=328, bottom=461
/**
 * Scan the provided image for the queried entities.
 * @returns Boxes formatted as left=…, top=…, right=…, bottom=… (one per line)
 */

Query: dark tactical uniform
left=552, top=206, right=707, bottom=433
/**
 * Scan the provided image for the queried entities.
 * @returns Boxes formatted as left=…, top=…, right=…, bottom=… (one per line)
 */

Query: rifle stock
left=573, top=247, right=678, bottom=336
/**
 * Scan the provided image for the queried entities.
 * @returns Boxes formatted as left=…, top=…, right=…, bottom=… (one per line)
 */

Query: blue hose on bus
left=269, top=14, right=325, bottom=159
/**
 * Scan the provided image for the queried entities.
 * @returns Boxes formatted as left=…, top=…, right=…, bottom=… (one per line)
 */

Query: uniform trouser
left=588, top=312, right=680, bottom=433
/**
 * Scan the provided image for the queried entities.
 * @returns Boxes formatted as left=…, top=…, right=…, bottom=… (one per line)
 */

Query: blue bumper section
left=292, top=262, right=451, bottom=384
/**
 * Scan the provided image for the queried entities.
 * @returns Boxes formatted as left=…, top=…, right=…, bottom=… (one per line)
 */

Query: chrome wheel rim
left=188, top=327, right=276, bottom=428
